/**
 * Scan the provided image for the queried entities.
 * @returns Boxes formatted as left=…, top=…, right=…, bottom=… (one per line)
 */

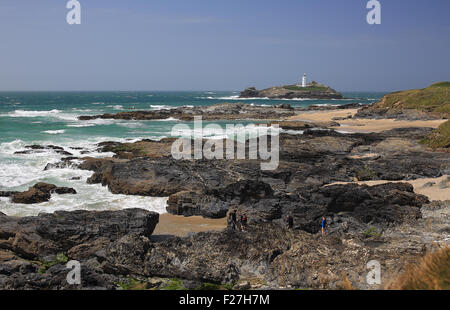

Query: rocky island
left=240, top=81, right=343, bottom=100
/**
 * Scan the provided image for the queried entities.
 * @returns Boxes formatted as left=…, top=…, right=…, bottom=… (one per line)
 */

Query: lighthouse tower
left=302, top=73, right=307, bottom=88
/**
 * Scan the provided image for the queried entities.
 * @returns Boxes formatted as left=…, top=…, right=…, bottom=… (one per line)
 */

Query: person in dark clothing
left=240, top=213, right=248, bottom=232
left=227, top=209, right=237, bottom=230
left=321, top=217, right=327, bottom=236
left=285, top=214, right=294, bottom=229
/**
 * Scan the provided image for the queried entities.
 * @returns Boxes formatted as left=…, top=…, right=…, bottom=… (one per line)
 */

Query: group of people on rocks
left=227, top=209, right=248, bottom=232
left=227, top=209, right=328, bottom=236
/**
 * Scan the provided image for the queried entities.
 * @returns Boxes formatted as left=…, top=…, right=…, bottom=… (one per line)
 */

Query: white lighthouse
left=302, top=73, right=307, bottom=88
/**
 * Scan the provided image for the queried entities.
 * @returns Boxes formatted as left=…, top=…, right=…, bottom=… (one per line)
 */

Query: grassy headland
left=421, top=120, right=450, bottom=149
left=374, top=82, right=450, bottom=116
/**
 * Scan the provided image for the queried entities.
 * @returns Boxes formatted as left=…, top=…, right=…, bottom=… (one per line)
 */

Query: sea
left=0, top=91, right=385, bottom=216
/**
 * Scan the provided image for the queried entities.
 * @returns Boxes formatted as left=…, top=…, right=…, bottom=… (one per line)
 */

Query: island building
left=297, top=73, right=307, bottom=88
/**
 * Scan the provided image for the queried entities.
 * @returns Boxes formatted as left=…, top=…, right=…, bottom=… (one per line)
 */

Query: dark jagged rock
left=78, top=102, right=297, bottom=122
left=234, top=182, right=427, bottom=234
left=10, top=183, right=78, bottom=204
left=11, top=186, right=51, bottom=204
left=14, top=145, right=72, bottom=156
left=54, top=187, right=77, bottom=195
left=33, top=182, right=57, bottom=193
left=0, top=209, right=158, bottom=260
left=0, top=191, right=19, bottom=198
left=0, top=209, right=158, bottom=290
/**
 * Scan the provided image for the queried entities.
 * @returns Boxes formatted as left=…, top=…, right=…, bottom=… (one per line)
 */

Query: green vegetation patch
left=283, top=85, right=328, bottom=92
left=38, top=253, right=69, bottom=274
left=195, top=282, right=234, bottom=290
left=420, top=120, right=450, bottom=149
left=379, top=82, right=450, bottom=116
left=363, top=227, right=382, bottom=238
left=117, top=278, right=149, bottom=290
left=160, top=278, right=187, bottom=290
left=430, top=82, right=450, bottom=88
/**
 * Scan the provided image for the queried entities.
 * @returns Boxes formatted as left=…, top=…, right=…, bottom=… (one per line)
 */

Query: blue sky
left=0, top=0, right=449, bottom=91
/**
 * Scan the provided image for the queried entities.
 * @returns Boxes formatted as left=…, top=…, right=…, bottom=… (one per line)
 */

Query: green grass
left=38, top=253, right=69, bottom=274
left=376, top=82, right=450, bottom=116
left=158, top=279, right=235, bottom=290
left=363, top=227, right=382, bottom=238
left=283, top=85, right=329, bottom=92
left=117, top=278, right=149, bottom=290
left=116, top=277, right=236, bottom=291
left=195, top=282, right=235, bottom=290
left=429, top=81, right=450, bottom=88
left=160, top=278, right=188, bottom=290
left=420, top=120, right=450, bottom=149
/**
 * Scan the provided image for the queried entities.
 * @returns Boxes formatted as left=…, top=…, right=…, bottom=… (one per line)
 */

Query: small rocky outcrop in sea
left=14, top=145, right=73, bottom=156
left=2, top=183, right=78, bottom=204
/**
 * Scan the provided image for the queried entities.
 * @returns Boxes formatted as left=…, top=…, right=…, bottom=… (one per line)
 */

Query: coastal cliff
left=355, top=82, right=450, bottom=120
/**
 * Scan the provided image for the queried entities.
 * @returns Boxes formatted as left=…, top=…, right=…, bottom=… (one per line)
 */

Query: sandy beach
left=289, top=109, right=447, bottom=133
left=153, top=213, right=227, bottom=237
left=328, top=175, right=449, bottom=201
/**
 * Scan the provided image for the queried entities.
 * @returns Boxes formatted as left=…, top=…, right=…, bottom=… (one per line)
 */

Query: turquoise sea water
left=0, top=91, right=385, bottom=216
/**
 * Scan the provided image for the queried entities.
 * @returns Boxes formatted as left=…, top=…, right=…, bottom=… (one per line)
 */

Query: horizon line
left=0, top=89, right=390, bottom=93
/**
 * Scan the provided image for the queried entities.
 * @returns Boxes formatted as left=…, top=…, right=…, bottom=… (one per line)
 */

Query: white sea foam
left=312, top=104, right=340, bottom=107
left=150, top=105, right=173, bottom=110
left=282, top=129, right=305, bottom=135
left=107, top=105, right=123, bottom=110
left=249, top=103, right=271, bottom=107
left=71, top=108, right=94, bottom=112
left=153, top=117, right=179, bottom=122
left=171, top=124, right=281, bottom=140
left=42, top=130, right=65, bottom=135
left=0, top=137, right=169, bottom=216
left=4, top=109, right=61, bottom=117
left=117, top=121, right=145, bottom=128
left=66, top=123, right=96, bottom=128
left=80, top=118, right=116, bottom=126
left=0, top=109, right=79, bottom=121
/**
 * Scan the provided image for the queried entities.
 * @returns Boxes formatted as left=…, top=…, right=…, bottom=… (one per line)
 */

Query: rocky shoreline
left=77, top=102, right=362, bottom=122
left=1, top=101, right=449, bottom=290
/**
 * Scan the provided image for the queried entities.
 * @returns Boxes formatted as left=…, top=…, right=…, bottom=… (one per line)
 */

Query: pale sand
left=327, top=175, right=450, bottom=201
left=288, top=109, right=446, bottom=133
left=153, top=213, right=227, bottom=237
